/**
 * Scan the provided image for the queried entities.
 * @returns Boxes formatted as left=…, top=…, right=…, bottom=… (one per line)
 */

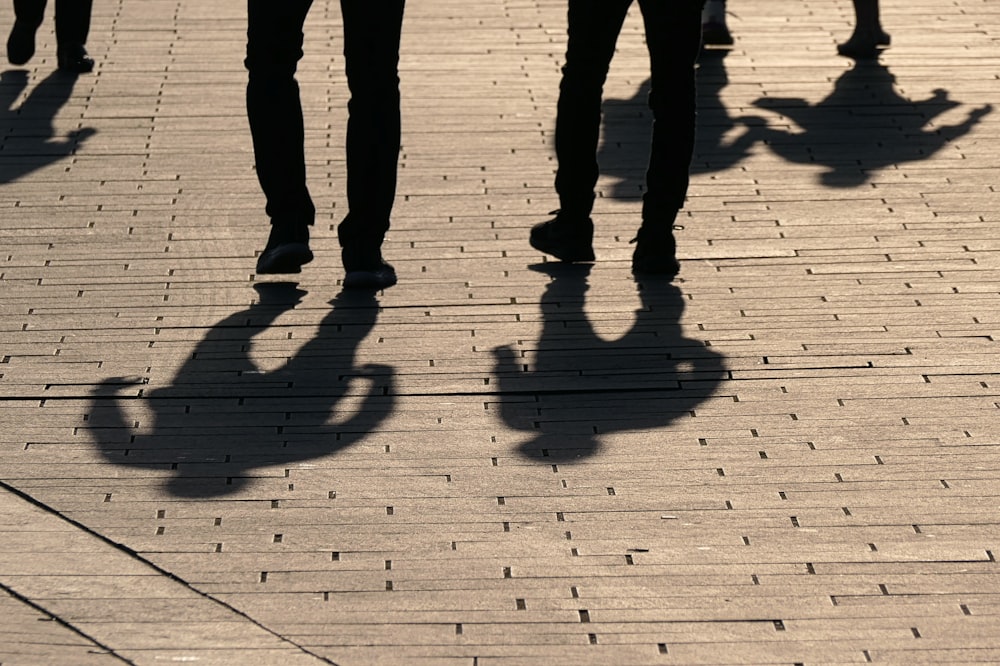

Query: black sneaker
left=631, top=225, right=680, bottom=278
left=6, top=20, right=38, bottom=66
left=57, top=44, right=95, bottom=73
left=256, top=224, right=313, bottom=274
left=342, top=247, right=397, bottom=290
left=529, top=211, right=595, bottom=263
left=701, top=20, right=734, bottom=47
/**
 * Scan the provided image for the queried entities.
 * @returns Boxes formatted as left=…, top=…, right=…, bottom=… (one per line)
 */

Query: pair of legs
left=6, top=0, right=94, bottom=72
left=531, top=0, right=704, bottom=277
left=246, top=0, right=404, bottom=288
left=701, top=0, right=889, bottom=58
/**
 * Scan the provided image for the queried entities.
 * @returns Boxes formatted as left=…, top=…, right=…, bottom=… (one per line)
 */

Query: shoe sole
left=256, top=243, right=313, bottom=274
left=528, top=236, right=595, bottom=263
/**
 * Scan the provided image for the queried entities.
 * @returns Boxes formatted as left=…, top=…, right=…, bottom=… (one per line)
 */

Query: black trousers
left=555, top=0, right=703, bottom=224
left=245, top=0, right=404, bottom=249
left=12, top=0, right=92, bottom=46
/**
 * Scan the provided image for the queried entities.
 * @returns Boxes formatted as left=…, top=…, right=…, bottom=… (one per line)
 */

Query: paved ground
left=2, top=0, right=1000, bottom=664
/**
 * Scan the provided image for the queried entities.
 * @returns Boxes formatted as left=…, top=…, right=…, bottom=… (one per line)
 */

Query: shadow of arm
left=87, top=377, right=145, bottom=443
left=331, top=364, right=397, bottom=443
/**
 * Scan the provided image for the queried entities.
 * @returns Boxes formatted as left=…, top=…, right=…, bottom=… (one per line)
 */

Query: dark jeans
left=245, top=0, right=404, bottom=249
left=13, top=0, right=92, bottom=46
left=555, top=0, right=703, bottom=225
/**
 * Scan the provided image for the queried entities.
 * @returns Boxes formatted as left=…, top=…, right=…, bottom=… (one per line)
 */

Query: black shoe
left=529, top=211, right=595, bottom=263
left=57, top=44, right=94, bottom=73
left=342, top=247, right=397, bottom=290
left=631, top=225, right=679, bottom=278
left=256, top=224, right=313, bottom=274
left=701, top=20, right=733, bottom=47
left=6, top=20, right=38, bottom=66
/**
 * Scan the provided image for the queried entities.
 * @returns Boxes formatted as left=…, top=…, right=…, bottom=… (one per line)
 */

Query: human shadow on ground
left=596, top=50, right=757, bottom=201
left=597, top=56, right=992, bottom=194
left=689, top=49, right=760, bottom=177
left=750, top=59, right=992, bottom=187
left=0, top=68, right=95, bottom=184
left=492, top=265, right=726, bottom=462
left=87, top=283, right=395, bottom=498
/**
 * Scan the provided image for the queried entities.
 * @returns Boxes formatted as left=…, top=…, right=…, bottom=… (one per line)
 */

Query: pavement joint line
left=0, top=576, right=131, bottom=665
left=0, top=479, right=341, bottom=666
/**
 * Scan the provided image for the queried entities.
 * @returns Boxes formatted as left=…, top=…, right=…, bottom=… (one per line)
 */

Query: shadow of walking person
left=0, top=68, right=95, bottom=184
left=492, top=265, right=726, bottom=462
left=750, top=60, right=992, bottom=188
left=596, top=51, right=761, bottom=202
left=87, top=282, right=395, bottom=498
left=690, top=49, right=762, bottom=177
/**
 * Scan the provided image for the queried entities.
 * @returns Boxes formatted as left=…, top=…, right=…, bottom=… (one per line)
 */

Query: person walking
left=247, top=0, right=404, bottom=290
left=701, top=0, right=890, bottom=59
left=529, top=0, right=705, bottom=278
left=6, top=0, right=95, bottom=73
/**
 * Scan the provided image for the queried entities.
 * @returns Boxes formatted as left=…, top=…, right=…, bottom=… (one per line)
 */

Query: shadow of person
left=87, top=282, right=395, bottom=498
left=0, top=69, right=96, bottom=184
left=596, top=51, right=761, bottom=200
left=750, top=60, right=992, bottom=188
left=492, top=265, right=726, bottom=462
left=594, top=78, right=654, bottom=203
left=690, top=49, right=762, bottom=177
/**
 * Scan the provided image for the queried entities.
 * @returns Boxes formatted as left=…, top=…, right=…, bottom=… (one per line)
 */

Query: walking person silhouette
left=528, top=0, right=705, bottom=280
left=5, top=0, right=95, bottom=72
left=701, top=0, right=890, bottom=58
left=246, top=0, right=404, bottom=290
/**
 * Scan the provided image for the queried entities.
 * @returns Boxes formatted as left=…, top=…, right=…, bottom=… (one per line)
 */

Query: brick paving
left=2, top=0, right=1000, bottom=663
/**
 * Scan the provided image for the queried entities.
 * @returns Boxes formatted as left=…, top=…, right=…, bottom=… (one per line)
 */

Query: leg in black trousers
left=337, top=0, right=404, bottom=258
left=7, top=0, right=94, bottom=71
left=553, top=0, right=631, bottom=220
left=527, top=0, right=631, bottom=265
left=245, top=0, right=315, bottom=228
left=637, top=0, right=703, bottom=226
left=245, top=0, right=316, bottom=275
